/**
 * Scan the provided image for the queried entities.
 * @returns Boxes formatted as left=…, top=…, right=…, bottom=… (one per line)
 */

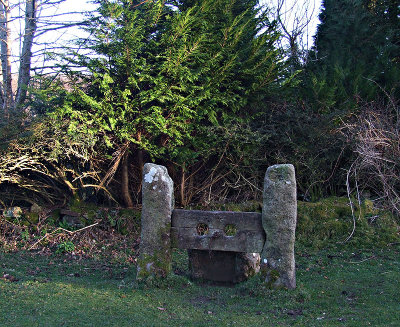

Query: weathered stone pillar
left=136, top=163, right=174, bottom=281
left=261, top=164, right=297, bottom=289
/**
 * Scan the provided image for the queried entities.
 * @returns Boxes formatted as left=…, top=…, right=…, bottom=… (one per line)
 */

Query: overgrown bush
left=343, top=99, right=400, bottom=215
left=254, top=99, right=352, bottom=200
left=0, top=116, right=104, bottom=205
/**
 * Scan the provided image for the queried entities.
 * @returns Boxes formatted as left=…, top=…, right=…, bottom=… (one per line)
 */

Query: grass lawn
left=0, top=246, right=399, bottom=327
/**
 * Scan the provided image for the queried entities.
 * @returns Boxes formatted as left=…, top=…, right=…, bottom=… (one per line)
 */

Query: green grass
left=1, top=196, right=399, bottom=326
left=1, top=246, right=399, bottom=327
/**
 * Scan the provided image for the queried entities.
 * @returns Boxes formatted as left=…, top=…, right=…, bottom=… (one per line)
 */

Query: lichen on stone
left=144, top=167, right=157, bottom=183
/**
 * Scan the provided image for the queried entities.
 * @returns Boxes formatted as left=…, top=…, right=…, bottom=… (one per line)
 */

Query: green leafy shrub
left=56, top=241, right=75, bottom=254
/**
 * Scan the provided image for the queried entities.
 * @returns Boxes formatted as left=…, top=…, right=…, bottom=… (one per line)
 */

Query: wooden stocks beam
left=171, top=209, right=265, bottom=253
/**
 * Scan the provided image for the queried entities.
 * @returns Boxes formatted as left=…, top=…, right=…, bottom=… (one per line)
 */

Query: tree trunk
left=186, top=168, right=194, bottom=205
left=135, top=148, right=144, bottom=195
left=0, top=1, right=13, bottom=113
left=121, top=148, right=134, bottom=208
left=180, top=165, right=186, bottom=207
left=15, top=0, right=38, bottom=108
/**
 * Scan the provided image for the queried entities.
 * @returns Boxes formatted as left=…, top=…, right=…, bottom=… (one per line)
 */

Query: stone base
left=188, top=250, right=260, bottom=283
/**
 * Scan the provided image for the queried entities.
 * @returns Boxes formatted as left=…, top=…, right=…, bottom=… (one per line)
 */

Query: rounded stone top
left=265, top=164, right=295, bottom=183
left=143, top=163, right=170, bottom=184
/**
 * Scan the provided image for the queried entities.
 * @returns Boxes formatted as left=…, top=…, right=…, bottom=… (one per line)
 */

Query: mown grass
left=1, top=196, right=399, bottom=326
left=1, top=245, right=399, bottom=327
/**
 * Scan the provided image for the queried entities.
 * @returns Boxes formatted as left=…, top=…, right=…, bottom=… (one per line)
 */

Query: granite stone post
left=136, top=163, right=174, bottom=281
left=261, top=164, right=297, bottom=289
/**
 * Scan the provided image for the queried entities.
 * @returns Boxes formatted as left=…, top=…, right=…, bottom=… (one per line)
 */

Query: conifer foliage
left=46, top=0, right=282, bottom=206
left=57, top=0, right=281, bottom=160
left=306, top=0, right=400, bottom=110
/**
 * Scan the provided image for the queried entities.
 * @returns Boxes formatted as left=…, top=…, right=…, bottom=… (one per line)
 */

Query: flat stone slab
left=172, top=209, right=263, bottom=230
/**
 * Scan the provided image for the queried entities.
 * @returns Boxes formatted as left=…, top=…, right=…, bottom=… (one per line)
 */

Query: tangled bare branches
left=0, top=117, right=107, bottom=205
left=343, top=99, right=400, bottom=215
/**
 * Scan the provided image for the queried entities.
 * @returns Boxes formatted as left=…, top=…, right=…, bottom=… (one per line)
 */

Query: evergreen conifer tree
left=52, top=0, right=282, bottom=205
left=305, top=0, right=400, bottom=111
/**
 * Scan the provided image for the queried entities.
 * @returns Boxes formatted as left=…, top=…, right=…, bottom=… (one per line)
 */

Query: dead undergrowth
left=0, top=206, right=141, bottom=264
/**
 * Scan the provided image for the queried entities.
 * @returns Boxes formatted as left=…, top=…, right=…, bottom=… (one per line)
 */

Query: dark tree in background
left=306, top=0, right=400, bottom=111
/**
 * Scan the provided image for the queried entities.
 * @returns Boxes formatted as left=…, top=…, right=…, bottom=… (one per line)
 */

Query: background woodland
left=0, top=0, right=399, bottom=216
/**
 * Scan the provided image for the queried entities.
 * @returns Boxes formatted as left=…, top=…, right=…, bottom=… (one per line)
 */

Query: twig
left=28, top=232, right=52, bottom=250
left=304, top=147, right=345, bottom=200
left=238, top=173, right=262, bottom=193
left=344, top=162, right=357, bottom=243
left=58, top=222, right=99, bottom=234
left=349, top=256, right=376, bottom=264
left=28, top=222, right=99, bottom=250
left=133, top=0, right=151, bottom=8
left=367, top=215, right=379, bottom=223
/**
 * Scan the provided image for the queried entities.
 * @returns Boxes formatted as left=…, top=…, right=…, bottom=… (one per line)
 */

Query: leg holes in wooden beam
left=224, top=224, right=237, bottom=236
left=196, top=223, right=209, bottom=236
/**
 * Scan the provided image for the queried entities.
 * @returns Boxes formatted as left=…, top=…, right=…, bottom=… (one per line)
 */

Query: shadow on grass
left=0, top=246, right=399, bottom=327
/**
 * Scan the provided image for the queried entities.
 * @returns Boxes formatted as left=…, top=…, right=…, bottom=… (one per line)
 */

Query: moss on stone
left=267, top=164, right=293, bottom=182
left=260, top=265, right=283, bottom=289
left=136, top=249, right=172, bottom=281
left=69, top=197, right=98, bottom=222
left=137, top=222, right=172, bottom=281
left=187, top=201, right=262, bottom=213
left=245, top=262, right=258, bottom=279
left=268, top=269, right=280, bottom=283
